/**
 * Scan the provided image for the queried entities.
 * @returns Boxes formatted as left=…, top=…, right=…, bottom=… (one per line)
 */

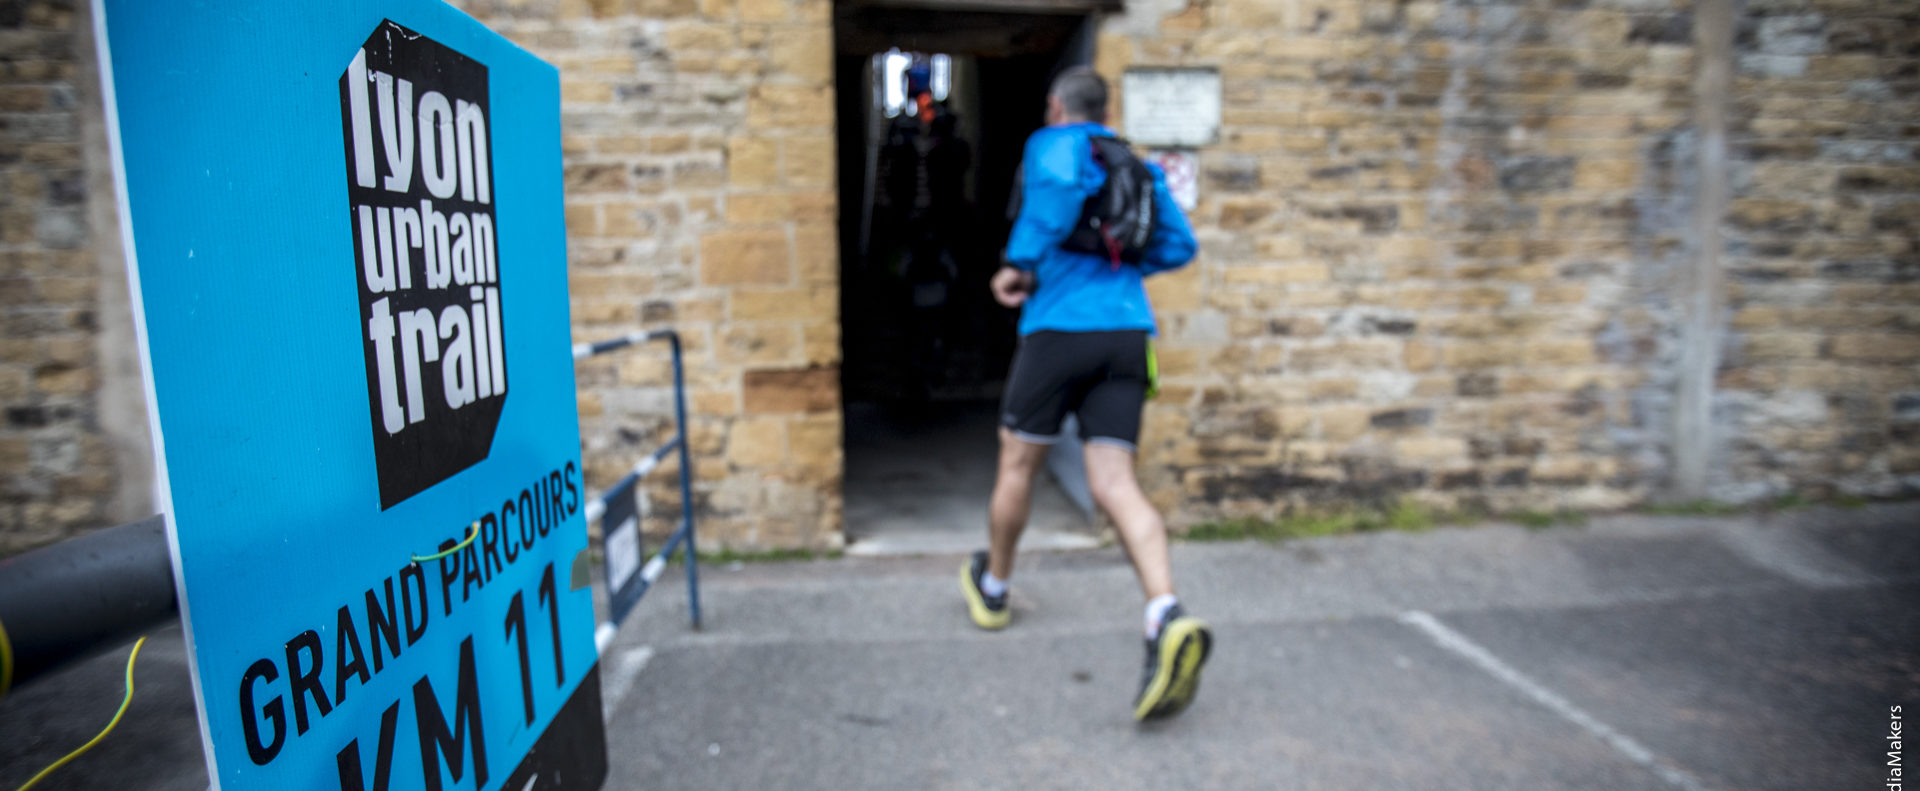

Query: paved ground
left=4, top=504, right=1916, bottom=790
left=843, top=401, right=1097, bottom=555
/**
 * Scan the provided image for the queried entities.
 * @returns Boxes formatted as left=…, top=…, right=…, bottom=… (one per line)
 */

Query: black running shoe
left=1133, top=603, right=1212, bottom=721
left=959, top=550, right=1010, bottom=630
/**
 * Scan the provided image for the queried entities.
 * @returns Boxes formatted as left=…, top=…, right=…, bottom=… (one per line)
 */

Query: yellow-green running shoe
left=959, top=550, right=1010, bottom=630
left=1133, top=604, right=1212, bottom=721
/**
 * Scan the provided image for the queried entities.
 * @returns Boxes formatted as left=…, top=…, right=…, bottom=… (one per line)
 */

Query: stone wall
left=453, top=0, right=846, bottom=550
left=1714, top=0, right=1920, bottom=501
left=1101, top=0, right=1916, bottom=523
left=1103, top=0, right=1710, bottom=520
left=0, top=0, right=147, bottom=553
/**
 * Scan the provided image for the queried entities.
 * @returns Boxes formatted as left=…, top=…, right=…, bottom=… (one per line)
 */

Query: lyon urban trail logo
left=342, top=21, right=507, bottom=509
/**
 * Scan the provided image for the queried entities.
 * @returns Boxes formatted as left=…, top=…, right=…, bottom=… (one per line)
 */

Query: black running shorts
left=1000, top=330, right=1150, bottom=450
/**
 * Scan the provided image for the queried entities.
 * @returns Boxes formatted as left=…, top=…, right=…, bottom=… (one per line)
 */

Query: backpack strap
left=1087, top=135, right=1129, bottom=271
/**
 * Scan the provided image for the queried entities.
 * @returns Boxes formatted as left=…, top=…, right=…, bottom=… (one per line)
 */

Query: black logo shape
left=342, top=21, right=507, bottom=509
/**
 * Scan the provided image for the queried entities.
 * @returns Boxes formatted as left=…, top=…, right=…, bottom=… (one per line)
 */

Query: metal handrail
left=571, top=328, right=703, bottom=648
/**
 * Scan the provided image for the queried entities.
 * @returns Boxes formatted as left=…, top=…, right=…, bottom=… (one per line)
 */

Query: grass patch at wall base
left=1185, top=500, right=1461, bottom=543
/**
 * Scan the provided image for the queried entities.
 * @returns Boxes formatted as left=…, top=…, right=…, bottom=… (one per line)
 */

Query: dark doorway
left=833, top=5, right=1096, bottom=553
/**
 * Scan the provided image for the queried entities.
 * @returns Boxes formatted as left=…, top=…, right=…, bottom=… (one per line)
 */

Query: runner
left=957, top=66, right=1209, bottom=721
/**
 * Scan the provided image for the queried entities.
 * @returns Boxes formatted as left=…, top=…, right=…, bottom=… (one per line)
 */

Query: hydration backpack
left=1062, top=136, right=1157, bottom=269
left=1005, top=135, right=1159, bottom=269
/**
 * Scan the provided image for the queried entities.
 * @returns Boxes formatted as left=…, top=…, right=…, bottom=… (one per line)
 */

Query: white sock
left=981, top=569, right=1008, bottom=598
left=1144, top=594, right=1179, bottom=639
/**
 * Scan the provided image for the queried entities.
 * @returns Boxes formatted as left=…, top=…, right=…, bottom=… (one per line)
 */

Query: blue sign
left=97, top=2, right=605, bottom=788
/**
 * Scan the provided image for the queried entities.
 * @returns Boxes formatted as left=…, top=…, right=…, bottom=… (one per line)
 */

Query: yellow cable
left=13, top=636, right=147, bottom=791
left=0, top=617, right=14, bottom=699
left=412, top=520, right=480, bottom=563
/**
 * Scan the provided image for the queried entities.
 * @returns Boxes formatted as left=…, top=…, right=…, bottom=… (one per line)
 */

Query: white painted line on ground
left=1712, top=523, right=1867, bottom=589
left=1398, top=610, right=1719, bottom=791
left=595, top=622, right=617, bottom=653
left=601, top=644, right=656, bottom=714
left=844, top=530, right=1101, bottom=557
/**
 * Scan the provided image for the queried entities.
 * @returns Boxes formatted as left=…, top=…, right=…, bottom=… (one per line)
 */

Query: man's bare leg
left=1083, top=443, right=1173, bottom=600
left=988, top=427, right=1051, bottom=582
left=1086, top=441, right=1210, bottom=721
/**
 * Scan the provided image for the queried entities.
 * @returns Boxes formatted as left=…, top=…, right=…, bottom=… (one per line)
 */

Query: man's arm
left=1003, top=131, right=1084, bottom=271
left=1139, top=165, right=1197, bottom=276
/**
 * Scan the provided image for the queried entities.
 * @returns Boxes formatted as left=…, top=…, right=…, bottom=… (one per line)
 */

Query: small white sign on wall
left=1122, top=68, right=1221, bottom=148
left=1145, top=150, right=1198, bottom=211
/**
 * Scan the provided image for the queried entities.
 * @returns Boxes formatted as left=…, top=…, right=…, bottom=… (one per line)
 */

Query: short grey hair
left=1050, top=66, right=1108, bottom=123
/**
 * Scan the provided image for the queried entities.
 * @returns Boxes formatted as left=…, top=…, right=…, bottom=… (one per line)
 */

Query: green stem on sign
left=412, top=521, right=479, bottom=563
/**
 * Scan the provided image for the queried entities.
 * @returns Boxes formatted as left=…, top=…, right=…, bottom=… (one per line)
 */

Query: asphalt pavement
left=4, top=503, right=1916, bottom=790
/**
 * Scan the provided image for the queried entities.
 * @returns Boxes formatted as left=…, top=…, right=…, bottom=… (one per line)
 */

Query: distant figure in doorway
left=925, top=111, right=972, bottom=229
left=958, top=66, right=1205, bottom=721
left=905, top=110, right=975, bottom=391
